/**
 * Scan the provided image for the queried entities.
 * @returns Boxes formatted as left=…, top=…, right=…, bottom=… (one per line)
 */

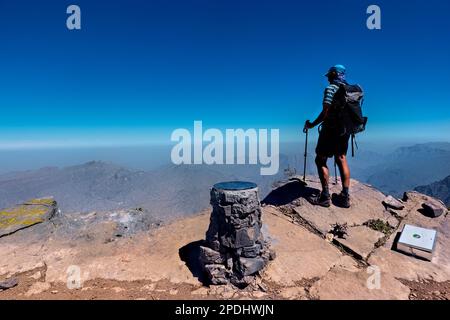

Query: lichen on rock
left=0, top=198, right=57, bottom=237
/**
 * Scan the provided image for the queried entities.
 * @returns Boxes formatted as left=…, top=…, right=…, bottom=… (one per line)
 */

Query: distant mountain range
left=0, top=160, right=285, bottom=218
left=359, top=142, right=450, bottom=196
left=0, top=142, right=449, bottom=217
left=415, top=175, right=450, bottom=207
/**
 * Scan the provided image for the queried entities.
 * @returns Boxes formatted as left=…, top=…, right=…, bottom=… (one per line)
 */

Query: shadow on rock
left=417, top=208, right=433, bottom=218
left=390, top=232, right=401, bottom=251
left=262, top=179, right=319, bottom=206
left=179, top=240, right=209, bottom=285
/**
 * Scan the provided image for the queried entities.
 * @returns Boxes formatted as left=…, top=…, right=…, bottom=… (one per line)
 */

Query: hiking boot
left=333, top=192, right=351, bottom=208
left=308, top=192, right=331, bottom=207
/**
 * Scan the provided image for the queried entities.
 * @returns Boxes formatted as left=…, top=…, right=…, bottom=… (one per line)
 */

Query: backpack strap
left=351, top=134, right=354, bottom=157
left=351, top=134, right=359, bottom=157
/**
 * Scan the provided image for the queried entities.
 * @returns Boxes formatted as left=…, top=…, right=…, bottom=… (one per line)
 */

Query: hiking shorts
left=315, top=126, right=350, bottom=158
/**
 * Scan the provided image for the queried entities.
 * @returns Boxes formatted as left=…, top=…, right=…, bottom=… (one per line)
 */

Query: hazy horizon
left=1, top=139, right=449, bottom=174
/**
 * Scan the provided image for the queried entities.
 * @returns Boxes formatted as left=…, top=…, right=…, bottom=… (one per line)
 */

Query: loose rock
left=422, top=201, right=447, bottom=218
left=383, top=195, right=405, bottom=210
left=0, top=278, right=18, bottom=290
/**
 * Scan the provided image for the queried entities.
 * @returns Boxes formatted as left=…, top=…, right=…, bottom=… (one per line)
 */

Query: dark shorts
left=315, top=126, right=350, bottom=158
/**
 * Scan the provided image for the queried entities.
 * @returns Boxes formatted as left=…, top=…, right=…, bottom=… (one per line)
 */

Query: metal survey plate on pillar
left=213, top=181, right=257, bottom=191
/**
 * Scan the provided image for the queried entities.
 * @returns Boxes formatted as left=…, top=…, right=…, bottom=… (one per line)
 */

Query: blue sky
left=0, top=0, right=449, bottom=149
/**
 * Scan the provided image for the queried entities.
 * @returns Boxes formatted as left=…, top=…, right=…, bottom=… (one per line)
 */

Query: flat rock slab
left=262, top=206, right=343, bottom=286
left=0, top=198, right=56, bottom=237
left=310, top=267, right=410, bottom=300
left=293, top=179, right=395, bottom=236
left=334, top=226, right=385, bottom=260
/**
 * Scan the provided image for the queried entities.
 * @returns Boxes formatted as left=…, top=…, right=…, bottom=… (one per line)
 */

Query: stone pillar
left=200, top=181, right=275, bottom=286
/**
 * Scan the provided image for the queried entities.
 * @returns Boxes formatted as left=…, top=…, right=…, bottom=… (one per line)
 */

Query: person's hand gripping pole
left=302, top=120, right=311, bottom=182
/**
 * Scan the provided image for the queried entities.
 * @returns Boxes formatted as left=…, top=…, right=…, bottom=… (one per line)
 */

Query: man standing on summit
left=304, top=65, right=353, bottom=208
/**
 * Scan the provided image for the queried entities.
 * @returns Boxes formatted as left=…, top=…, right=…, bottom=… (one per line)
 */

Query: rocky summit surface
left=0, top=177, right=449, bottom=300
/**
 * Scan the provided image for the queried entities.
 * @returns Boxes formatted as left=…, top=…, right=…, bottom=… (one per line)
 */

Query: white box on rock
left=397, top=224, right=437, bottom=261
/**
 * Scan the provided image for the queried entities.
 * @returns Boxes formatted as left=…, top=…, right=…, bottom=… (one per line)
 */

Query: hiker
left=303, top=65, right=353, bottom=208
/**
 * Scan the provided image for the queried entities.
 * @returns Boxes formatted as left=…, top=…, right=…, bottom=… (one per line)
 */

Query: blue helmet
left=325, top=64, right=346, bottom=77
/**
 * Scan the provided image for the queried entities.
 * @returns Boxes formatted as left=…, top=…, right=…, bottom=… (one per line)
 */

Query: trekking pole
left=334, top=159, right=338, bottom=185
left=302, top=125, right=308, bottom=182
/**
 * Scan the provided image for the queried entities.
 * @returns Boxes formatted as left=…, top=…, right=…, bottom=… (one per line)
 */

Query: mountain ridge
left=1, top=142, right=450, bottom=215
left=415, top=175, right=450, bottom=207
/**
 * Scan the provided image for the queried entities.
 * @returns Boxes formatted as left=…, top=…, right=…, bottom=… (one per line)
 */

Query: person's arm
left=310, top=103, right=330, bottom=126
left=304, top=84, right=337, bottom=131
left=304, top=103, right=330, bottom=131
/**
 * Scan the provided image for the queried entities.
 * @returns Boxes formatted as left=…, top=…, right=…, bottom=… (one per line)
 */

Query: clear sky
left=0, top=0, right=449, bottom=149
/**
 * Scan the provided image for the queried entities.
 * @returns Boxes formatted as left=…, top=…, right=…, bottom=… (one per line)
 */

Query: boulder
left=237, top=257, right=266, bottom=276
left=383, top=195, right=405, bottom=210
left=0, top=198, right=57, bottom=237
left=199, top=246, right=224, bottom=264
left=0, top=277, right=18, bottom=290
left=422, top=201, right=447, bottom=218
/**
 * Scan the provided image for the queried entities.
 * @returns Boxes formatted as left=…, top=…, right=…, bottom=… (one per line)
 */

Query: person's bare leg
left=315, top=155, right=329, bottom=194
left=310, top=154, right=331, bottom=207
left=334, top=154, right=350, bottom=189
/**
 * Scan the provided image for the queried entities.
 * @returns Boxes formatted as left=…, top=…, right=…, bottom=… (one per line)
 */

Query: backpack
left=335, top=83, right=368, bottom=156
